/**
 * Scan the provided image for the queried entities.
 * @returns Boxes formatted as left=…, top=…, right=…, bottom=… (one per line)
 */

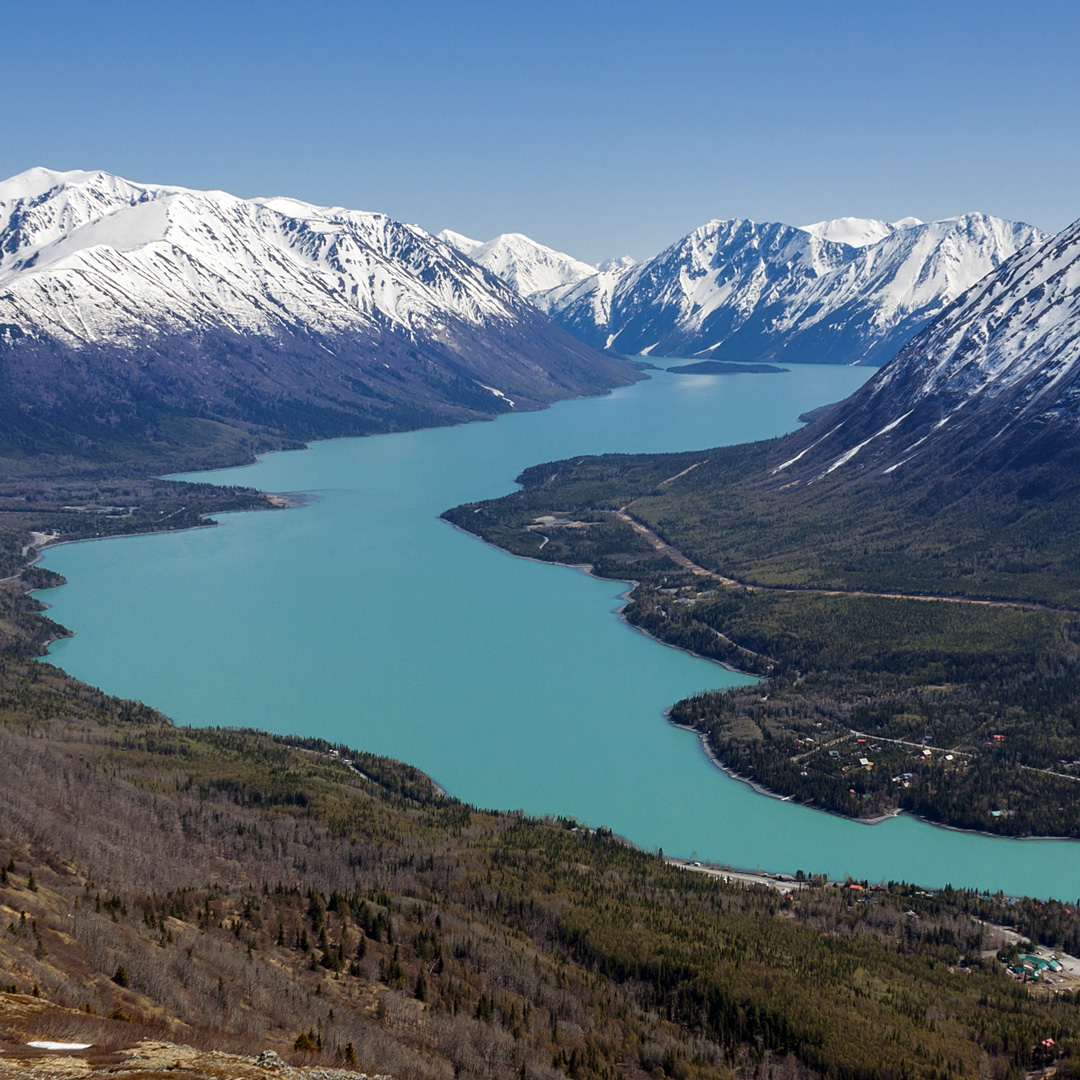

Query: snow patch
left=771, top=422, right=847, bottom=474
left=798, top=217, right=895, bottom=248
left=478, top=383, right=515, bottom=408
left=436, top=229, right=484, bottom=257
left=882, top=457, right=915, bottom=474
left=822, top=411, right=912, bottom=475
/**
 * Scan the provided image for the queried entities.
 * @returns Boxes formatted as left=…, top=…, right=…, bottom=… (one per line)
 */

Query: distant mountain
left=538, top=214, right=1045, bottom=365
left=459, top=215, right=1080, bottom=606
left=436, top=229, right=598, bottom=298
left=597, top=255, right=637, bottom=273
left=798, top=216, right=914, bottom=248
left=0, top=169, right=636, bottom=457
left=434, top=229, right=485, bottom=258
left=531, top=263, right=633, bottom=348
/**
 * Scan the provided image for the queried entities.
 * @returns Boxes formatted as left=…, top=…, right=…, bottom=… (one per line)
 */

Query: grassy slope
left=475, top=433, right=1080, bottom=606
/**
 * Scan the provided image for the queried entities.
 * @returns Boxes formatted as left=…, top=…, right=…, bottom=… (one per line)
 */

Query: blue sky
left=4, top=0, right=1077, bottom=262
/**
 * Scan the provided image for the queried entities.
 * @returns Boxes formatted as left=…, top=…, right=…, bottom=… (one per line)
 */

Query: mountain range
left=449, top=212, right=1080, bottom=607
left=0, top=168, right=635, bottom=458
left=0, top=165, right=1062, bottom=476
left=531, top=214, right=1046, bottom=366
left=442, top=215, right=1045, bottom=368
left=435, top=229, right=604, bottom=298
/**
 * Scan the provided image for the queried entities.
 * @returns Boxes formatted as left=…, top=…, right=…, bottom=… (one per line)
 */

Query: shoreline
left=665, top=715, right=1079, bottom=844
left=27, top=490, right=314, bottom=578
left=441, top=518, right=753, bottom=677
left=21, top=424, right=1080, bottom=896
left=668, top=715, right=903, bottom=826
left=396, top=518, right=1080, bottom=853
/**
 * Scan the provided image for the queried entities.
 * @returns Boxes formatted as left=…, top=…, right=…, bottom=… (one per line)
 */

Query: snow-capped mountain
left=434, top=229, right=484, bottom=259
left=798, top=216, right=910, bottom=248
left=768, top=216, right=1080, bottom=483
left=597, top=255, right=637, bottom=273
left=539, top=214, right=1045, bottom=365
left=0, top=169, right=635, bottom=451
left=436, top=229, right=597, bottom=298
left=530, top=263, right=634, bottom=345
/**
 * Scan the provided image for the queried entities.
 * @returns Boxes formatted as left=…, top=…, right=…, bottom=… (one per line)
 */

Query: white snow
left=870, top=218, right=1080, bottom=427
left=441, top=231, right=597, bottom=297
left=436, top=229, right=484, bottom=256
left=597, top=255, right=636, bottom=272
left=793, top=220, right=1080, bottom=480
left=478, top=383, right=515, bottom=407
left=822, top=412, right=912, bottom=475
left=532, top=262, right=631, bottom=323
left=27, top=1041, right=93, bottom=1051
left=882, top=457, right=915, bottom=474
left=772, top=421, right=847, bottom=473
left=798, top=217, right=896, bottom=248
left=775, top=214, right=1046, bottom=340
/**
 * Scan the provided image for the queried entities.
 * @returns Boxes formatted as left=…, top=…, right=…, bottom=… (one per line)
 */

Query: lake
left=37, top=363, right=1080, bottom=899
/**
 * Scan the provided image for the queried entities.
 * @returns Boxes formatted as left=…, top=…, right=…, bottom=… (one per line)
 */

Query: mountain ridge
left=0, top=168, right=637, bottom=458
left=436, top=228, right=600, bottom=297
left=769, top=216, right=1080, bottom=485
left=536, top=212, right=1045, bottom=366
left=439, top=215, right=1080, bottom=835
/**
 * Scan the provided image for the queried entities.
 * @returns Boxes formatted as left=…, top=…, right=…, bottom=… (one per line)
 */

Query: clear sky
left=3, top=0, right=1077, bottom=263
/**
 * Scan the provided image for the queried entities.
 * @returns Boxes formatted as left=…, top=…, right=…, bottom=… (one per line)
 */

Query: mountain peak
left=0, top=167, right=637, bottom=450
left=798, top=217, right=897, bottom=248
left=436, top=228, right=483, bottom=256
left=0, top=166, right=121, bottom=203
left=440, top=229, right=597, bottom=297
left=597, top=255, right=636, bottom=273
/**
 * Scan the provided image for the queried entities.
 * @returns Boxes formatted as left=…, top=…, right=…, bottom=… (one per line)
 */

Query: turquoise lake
left=37, top=363, right=1080, bottom=899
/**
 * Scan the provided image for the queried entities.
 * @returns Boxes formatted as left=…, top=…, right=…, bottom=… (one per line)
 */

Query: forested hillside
left=2, top=632, right=1080, bottom=1079
left=0, top=499, right=1076, bottom=1078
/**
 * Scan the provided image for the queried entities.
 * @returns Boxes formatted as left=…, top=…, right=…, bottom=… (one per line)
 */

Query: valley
left=1, top=161, right=1078, bottom=1078
left=29, top=363, right=1080, bottom=896
left=3, top=0, right=1078, bottom=1074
